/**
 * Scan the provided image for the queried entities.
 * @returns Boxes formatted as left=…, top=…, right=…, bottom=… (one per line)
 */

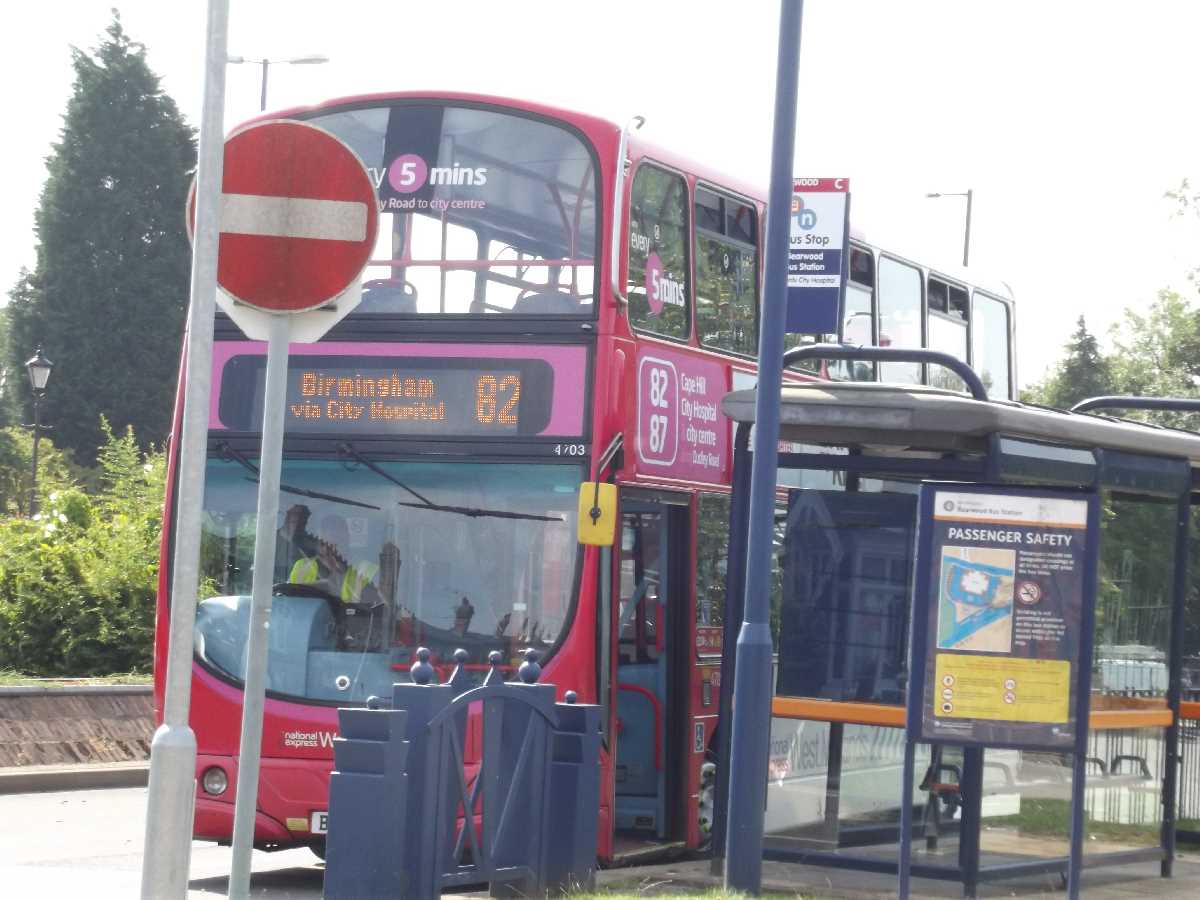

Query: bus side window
left=696, top=494, right=730, bottom=632
left=627, top=164, right=691, bottom=340
left=971, top=291, right=1012, bottom=399
left=694, top=187, right=759, bottom=356
left=838, top=246, right=876, bottom=382
left=877, top=256, right=922, bottom=384
left=926, top=276, right=969, bottom=391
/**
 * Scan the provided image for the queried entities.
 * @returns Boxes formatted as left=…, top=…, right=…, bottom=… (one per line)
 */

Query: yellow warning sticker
left=934, top=654, right=1070, bottom=724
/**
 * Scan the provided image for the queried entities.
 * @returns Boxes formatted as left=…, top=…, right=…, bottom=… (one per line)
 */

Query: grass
left=986, top=797, right=1161, bottom=846
left=0, top=670, right=152, bottom=686
left=570, top=893, right=806, bottom=899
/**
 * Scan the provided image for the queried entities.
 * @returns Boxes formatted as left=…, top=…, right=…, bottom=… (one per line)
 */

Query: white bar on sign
left=221, top=194, right=367, bottom=241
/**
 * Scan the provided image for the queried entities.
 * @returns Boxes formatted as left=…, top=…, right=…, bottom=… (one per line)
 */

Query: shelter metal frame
left=711, top=346, right=1200, bottom=896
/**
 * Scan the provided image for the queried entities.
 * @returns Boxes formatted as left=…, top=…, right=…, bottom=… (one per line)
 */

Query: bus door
left=613, top=493, right=687, bottom=846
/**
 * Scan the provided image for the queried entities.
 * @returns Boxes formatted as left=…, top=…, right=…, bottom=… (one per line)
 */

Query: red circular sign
left=189, top=120, right=378, bottom=313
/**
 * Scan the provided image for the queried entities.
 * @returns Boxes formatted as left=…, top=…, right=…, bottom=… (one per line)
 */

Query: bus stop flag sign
left=786, top=178, right=849, bottom=334
left=187, top=119, right=379, bottom=342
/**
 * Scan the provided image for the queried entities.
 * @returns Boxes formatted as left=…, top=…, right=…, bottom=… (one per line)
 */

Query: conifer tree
left=5, top=12, right=196, bottom=462
left=1023, top=315, right=1114, bottom=410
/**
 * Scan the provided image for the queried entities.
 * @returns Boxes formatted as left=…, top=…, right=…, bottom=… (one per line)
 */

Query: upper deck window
left=877, top=256, right=922, bottom=385
left=927, top=276, right=969, bottom=391
left=627, top=164, right=691, bottom=340
left=305, top=102, right=598, bottom=317
left=972, top=291, right=1012, bottom=399
left=695, top=187, right=758, bottom=355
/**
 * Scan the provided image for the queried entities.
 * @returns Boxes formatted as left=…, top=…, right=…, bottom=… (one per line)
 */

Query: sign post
left=192, top=119, right=378, bottom=900
left=901, top=484, right=1099, bottom=899
left=140, top=3, right=230, bottom=898
left=724, top=1, right=804, bottom=894
left=786, top=177, right=849, bottom=335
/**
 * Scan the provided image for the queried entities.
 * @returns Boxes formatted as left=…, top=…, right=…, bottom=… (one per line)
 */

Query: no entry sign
left=188, top=119, right=378, bottom=318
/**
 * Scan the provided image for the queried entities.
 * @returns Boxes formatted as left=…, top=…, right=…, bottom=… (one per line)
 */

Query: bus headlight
left=201, top=766, right=228, bottom=796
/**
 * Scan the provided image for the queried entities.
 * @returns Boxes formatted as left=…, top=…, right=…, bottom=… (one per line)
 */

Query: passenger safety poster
left=907, top=485, right=1098, bottom=750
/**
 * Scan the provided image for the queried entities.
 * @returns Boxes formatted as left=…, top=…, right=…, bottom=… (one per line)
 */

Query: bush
left=0, top=421, right=163, bottom=674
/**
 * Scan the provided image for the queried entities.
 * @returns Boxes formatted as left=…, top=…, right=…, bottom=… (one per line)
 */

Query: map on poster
left=937, top=546, right=1015, bottom=653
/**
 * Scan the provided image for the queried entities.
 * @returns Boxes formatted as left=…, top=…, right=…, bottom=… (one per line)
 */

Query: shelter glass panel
left=763, top=722, right=929, bottom=848
left=1095, top=495, right=1173, bottom=709
left=976, top=749, right=1074, bottom=860
left=775, top=491, right=916, bottom=704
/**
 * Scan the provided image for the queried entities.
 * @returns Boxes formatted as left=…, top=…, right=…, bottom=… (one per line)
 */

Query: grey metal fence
left=324, top=648, right=601, bottom=899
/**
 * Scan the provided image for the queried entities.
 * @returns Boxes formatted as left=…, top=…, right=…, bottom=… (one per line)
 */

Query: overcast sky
left=3, top=0, right=1198, bottom=387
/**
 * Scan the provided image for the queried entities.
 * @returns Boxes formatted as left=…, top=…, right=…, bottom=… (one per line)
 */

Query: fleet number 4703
left=555, top=443, right=586, bottom=456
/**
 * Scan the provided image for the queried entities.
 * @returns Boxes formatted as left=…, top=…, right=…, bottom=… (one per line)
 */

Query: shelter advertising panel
left=908, top=485, right=1098, bottom=750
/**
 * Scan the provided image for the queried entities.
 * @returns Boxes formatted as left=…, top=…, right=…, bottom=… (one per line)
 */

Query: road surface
left=0, top=785, right=323, bottom=897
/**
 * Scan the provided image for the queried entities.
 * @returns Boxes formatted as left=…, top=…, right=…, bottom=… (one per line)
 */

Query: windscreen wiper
left=216, top=442, right=381, bottom=511
left=395, top=500, right=563, bottom=523
left=339, top=441, right=564, bottom=524
left=338, top=442, right=435, bottom=507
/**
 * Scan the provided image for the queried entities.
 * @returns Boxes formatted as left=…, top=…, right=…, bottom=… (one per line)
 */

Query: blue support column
left=724, top=1, right=805, bottom=893
left=711, top=423, right=752, bottom=875
left=1161, top=493, right=1189, bottom=876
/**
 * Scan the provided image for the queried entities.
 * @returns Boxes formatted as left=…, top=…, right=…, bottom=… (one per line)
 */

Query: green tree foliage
left=5, top=12, right=195, bottom=464
left=0, top=422, right=164, bottom=674
left=1021, top=315, right=1115, bottom=409
left=0, top=306, right=19, bottom=428
left=1026, top=259, right=1200, bottom=663
left=0, top=426, right=75, bottom=517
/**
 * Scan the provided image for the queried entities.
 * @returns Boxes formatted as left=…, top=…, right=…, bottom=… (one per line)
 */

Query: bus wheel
left=309, top=838, right=326, bottom=861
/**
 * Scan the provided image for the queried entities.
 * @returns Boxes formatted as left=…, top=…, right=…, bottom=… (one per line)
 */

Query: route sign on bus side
left=187, top=119, right=379, bottom=343
left=785, top=177, right=849, bottom=335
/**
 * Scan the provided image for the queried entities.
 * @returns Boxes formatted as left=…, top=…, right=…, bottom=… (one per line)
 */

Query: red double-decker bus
left=156, top=91, right=1016, bottom=862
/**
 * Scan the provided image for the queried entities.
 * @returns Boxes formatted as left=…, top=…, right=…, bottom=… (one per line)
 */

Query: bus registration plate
left=311, top=811, right=328, bottom=834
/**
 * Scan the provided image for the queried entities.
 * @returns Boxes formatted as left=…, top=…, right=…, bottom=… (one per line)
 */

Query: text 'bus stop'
left=712, top=346, right=1200, bottom=897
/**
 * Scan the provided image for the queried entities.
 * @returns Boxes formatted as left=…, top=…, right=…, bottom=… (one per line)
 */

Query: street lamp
left=24, top=346, right=52, bottom=518
left=227, top=54, right=329, bottom=111
left=925, top=189, right=974, bottom=268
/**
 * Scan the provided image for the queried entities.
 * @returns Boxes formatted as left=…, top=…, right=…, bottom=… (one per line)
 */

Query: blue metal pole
left=724, top=1, right=804, bottom=893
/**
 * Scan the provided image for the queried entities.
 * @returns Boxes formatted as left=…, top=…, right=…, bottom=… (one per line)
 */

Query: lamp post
left=226, top=54, right=329, bottom=111
left=24, top=347, right=52, bottom=518
left=926, top=188, right=973, bottom=267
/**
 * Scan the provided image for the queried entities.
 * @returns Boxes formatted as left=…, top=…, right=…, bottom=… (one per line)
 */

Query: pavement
left=6, top=764, right=1200, bottom=897
left=0, top=760, right=149, bottom=793
left=592, top=854, right=1200, bottom=898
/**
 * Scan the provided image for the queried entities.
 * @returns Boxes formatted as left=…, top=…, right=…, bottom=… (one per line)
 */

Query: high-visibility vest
left=341, top=562, right=379, bottom=603
left=289, top=557, right=320, bottom=584
left=288, top=556, right=377, bottom=603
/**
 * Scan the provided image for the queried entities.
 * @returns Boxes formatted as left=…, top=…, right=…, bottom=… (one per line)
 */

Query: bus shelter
left=710, top=350, right=1200, bottom=896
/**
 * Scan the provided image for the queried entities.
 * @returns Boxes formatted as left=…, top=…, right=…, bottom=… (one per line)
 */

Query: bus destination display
left=218, top=355, right=555, bottom=437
